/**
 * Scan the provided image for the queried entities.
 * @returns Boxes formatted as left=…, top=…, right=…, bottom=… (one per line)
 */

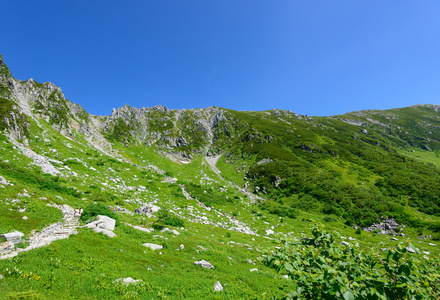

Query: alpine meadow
left=0, top=53, right=439, bottom=299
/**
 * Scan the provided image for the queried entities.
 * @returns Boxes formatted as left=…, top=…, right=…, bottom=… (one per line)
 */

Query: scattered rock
left=266, top=229, right=275, bottom=235
left=406, top=246, right=416, bottom=253
left=214, top=281, right=223, bottom=291
left=22, top=216, right=28, bottom=220
left=429, top=243, right=436, bottom=246
left=95, top=228, right=116, bottom=238
left=194, top=260, right=214, bottom=269
left=363, top=218, right=404, bottom=236
left=391, top=237, right=398, bottom=241
left=114, top=277, right=143, bottom=285
left=340, top=241, right=350, bottom=246
left=143, top=243, right=163, bottom=251
left=250, top=268, right=258, bottom=272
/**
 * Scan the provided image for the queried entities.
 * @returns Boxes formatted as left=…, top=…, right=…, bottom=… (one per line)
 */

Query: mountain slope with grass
left=0, top=53, right=439, bottom=299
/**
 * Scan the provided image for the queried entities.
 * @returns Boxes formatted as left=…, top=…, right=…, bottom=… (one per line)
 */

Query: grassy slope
left=1, top=118, right=440, bottom=298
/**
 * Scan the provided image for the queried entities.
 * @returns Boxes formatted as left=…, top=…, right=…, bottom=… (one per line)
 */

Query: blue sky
left=2, top=1, right=440, bottom=116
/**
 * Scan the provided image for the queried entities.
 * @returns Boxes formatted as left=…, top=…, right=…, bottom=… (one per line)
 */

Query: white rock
left=97, top=215, right=116, bottom=231
left=94, top=228, right=116, bottom=238
left=266, top=229, right=275, bottom=235
left=143, top=243, right=163, bottom=251
left=194, top=260, right=214, bottom=269
left=391, top=237, right=399, bottom=241
left=340, top=241, right=350, bottom=246
left=429, top=243, right=436, bottom=246
left=214, top=281, right=223, bottom=291
left=22, top=216, right=28, bottom=220
left=406, top=246, right=416, bottom=253
left=250, top=268, right=258, bottom=272
left=114, top=277, right=143, bottom=285
left=0, top=231, right=24, bottom=244
left=171, top=229, right=180, bottom=235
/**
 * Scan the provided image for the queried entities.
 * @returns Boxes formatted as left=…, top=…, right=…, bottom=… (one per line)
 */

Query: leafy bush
left=264, top=225, right=440, bottom=299
left=156, top=209, right=185, bottom=227
left=163, top=216, right=184, bottom=227
left=323, top=216, right=336, bottom=223
left=80, top=203, right=118, bottom=225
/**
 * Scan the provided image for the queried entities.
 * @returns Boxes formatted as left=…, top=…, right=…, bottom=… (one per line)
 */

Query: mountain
left=0, top=54, right=439, bottom=298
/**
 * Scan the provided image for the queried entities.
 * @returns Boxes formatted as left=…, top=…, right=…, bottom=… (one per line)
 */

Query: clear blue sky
left=2, top=1, right=440, bottom=116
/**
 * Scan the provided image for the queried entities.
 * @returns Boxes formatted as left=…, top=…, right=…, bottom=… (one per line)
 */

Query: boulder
left=97, top=215, right=116, bottom=231
left=0, top=231, right=24, bottom=244
left=143, top=243, right=163, bottom=251
left=194, top=260, right=214, bottom=269
left=94, top=228, right=116, bottom=238
left=214, top=281, right=223, bottom=291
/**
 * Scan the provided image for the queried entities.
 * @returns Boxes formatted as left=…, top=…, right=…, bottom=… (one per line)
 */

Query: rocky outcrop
left=362, top=218, right=404, bottom=236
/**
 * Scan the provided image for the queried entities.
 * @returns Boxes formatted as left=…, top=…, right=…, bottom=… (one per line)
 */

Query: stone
left=266, top=229, right=274, bottom=235
left=97, top=215, right=116, bottom=231
left=194, top=260, right=214, bottom=269
left=171, top=229, right=180, bottom=235
left=22, top=216, right=28, bottom=220
left=143, top=243, right=163, bottom=251
left=94, top=228, right=116, bottom=238
left=429, top=243, right=436, bottom=246
left=250, top=268, right=258, bottom=272
left=362, top=218, right=404, bottom=236
left=0, top=231, right=24, bottom=244
left=406, top=246, right=417, bottom=253
left=340, top=241, right=350, bottom=246
left=114, top=277, right=143, bottom=285
left=0, top=274, right=3, bottom=280
left=131, top=225, right=153, bottom=233
left=214, top=281, right=223, bottom=291
left=391, top=237, right=398, bottom=241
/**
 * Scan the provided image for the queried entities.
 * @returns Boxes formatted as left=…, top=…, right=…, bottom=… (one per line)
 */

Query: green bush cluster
left=264, top=225, right=440, bottom=299
left=156, top=209, right=184, bottom=228
left=80, top=203, right=119, bottom=225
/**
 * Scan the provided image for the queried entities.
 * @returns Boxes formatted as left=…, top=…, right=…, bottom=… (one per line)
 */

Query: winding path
left=0, top=204, right=80, bottom=260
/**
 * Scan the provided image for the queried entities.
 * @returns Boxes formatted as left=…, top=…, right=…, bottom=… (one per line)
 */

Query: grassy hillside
left=0, top=55, right=439, bottom=298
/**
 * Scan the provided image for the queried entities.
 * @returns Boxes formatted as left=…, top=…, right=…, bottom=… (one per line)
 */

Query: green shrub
left=355, top=227, right=362, bottom=234
left=163, top=216, right=184, bottom=227
left=264, top=225, right=440, bottom=299
left=152, top=224, right=164, bottom=231
left=80, top=203, right=119, bottom=225
left=323, top=216, right=336, bottom=223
